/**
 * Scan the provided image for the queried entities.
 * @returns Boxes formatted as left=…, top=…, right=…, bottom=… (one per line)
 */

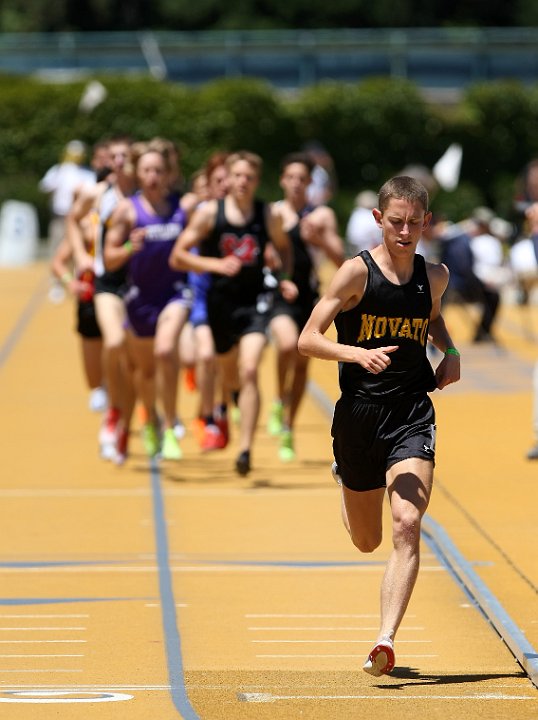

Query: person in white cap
left=39, top=140, right=95, bottom=255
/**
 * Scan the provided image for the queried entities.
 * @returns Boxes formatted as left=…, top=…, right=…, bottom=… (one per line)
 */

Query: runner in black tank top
left=266, top=152, right=345, bottom=462
left=335, top=250, right=437, bottom=402
left=203, top=198, right=269, bottom=305
left=297, top=176, right=460, bottom=679
left=169, top=151, right=297, bottom=477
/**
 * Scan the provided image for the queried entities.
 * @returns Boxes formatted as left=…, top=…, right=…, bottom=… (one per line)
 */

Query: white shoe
left=89, top=387, right=108, bottom=413
left=173, top=418, right=186, bottom=440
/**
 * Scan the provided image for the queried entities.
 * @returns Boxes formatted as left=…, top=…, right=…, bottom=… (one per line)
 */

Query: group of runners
left=51, top=137, right=345, bottom=473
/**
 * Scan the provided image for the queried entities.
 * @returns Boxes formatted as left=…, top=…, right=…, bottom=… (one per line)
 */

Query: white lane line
left=0, top=654, right=84, bottom=658
left=144, top=603, right=187, bottom=608
left=0, top=641, right=86, bottom=644
left=251, top=639, right=432, bottom=643
left=248, top=626, right=424, bottom=631
left=0, top=615, right=89, bottom=619
left=0, top=627, right=86, bottom=632
left=238, top=692, right=537, bottom=702
left=246, top=614, right=410, bottom=618
left=256, top=654, right=437, bottom=658
left=0, top=670, right=83, bottom=674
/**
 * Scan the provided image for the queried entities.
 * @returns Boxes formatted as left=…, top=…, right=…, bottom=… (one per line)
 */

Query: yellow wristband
left=61, top=272, right=73, bottom=285
left=124, top=240, right=133, bottom=254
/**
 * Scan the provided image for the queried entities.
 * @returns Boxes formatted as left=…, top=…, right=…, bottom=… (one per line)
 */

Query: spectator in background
left=433, top=215, right=501, bottom=343
left=345, top=190, right=382, bottom=255
left=303, top=141, right=337, bottom=207
left=468, top=206, right=512, bottom=293
left=39, top=140, right=96, bottom=255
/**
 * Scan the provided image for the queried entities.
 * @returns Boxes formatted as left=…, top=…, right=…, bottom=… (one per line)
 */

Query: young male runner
left=170, top=151, right=297, bottom=475
left=298, top=175, right=461, bottom=676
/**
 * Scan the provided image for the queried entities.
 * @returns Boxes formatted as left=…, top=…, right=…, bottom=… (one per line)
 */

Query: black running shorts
left=331, top=393, right=436, bottom=492
left=270, top=291, right=318, bottom=332
left=207, top=296, right=268, bottom=355
left=76, top=299, right=101, bottom=339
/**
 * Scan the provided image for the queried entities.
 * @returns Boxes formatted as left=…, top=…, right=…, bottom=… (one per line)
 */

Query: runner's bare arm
left=298, top=257, right=398, bottom=373
left=427, top=262, right=461, bottom=388
left=267, top=205, right=294, bottom=277
left=103, top=199, right=137, bottom=271
left=66, top=184, right=99, bottom=272
left=169, top=201, right=241, bottom=276
left=302, top=206, right=345, bottom=267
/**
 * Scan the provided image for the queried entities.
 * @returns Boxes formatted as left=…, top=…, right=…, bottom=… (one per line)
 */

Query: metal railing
left=1, top=28, right=537, bottom=89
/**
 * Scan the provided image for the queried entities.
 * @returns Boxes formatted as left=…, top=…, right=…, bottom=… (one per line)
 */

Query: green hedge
left=2, top=73, right=538, bottom=235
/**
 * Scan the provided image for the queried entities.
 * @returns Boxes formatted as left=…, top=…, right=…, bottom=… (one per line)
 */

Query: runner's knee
left=350, top=529, right=382, bottom=554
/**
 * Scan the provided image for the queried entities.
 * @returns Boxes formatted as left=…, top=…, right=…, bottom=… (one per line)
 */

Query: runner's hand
left=356, top=346, right=399, bottom=374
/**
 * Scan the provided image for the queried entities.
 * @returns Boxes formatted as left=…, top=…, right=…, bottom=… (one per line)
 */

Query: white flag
left=433, top=143, right=462, bottom=192
left=79, top=80, right=108, bottom=114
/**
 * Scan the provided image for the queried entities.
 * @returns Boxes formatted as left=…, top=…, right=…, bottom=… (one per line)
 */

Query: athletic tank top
left=287, top=203, right=320, bottom=298
left=127, top=192, right=187, bottom=297
left=201, top=198, right=269, bottom=303
left=334, top=250, right=436, bottom=401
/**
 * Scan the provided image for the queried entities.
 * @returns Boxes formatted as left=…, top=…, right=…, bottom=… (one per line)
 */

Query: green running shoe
left=267, top=400, right=283, bottom=436
left=278, top=429, right=295, bottom=462
left=161, top=428, right=182, bottom=460
left=142, top=423, right=160, bottom=457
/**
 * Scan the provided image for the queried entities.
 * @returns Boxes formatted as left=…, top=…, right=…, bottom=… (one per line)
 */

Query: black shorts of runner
left=207, top=295, right=268, bottom=355
left=331, top=393, right=436, bottom=492
left=94, top=269, right=127, bottom=297
left=76, top=299, right=101, bottom=339
left=270, top=292, right=317, bottom=332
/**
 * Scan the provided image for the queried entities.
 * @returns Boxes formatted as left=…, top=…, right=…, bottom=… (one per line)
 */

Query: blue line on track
left=0, top=273, right=47, bottom=369
left=149, top=457, right=200, bottom=720
left=422, top=515, right=538, bottom=690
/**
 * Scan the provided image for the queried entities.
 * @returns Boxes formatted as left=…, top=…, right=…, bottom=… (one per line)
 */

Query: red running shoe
left=363, top=638, right=395, bottom=677
left=201, top=423, right=227, bottom=451
left=215, top=414, right=229, bottom=445
left=114, top=427, right=129, bottom=466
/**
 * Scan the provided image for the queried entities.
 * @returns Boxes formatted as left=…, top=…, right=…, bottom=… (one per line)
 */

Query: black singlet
left=201, top=198, right=269, bottom=305
left=334, top=250, right=437, bottom=402
left=287, top=204, right=319, bottom=299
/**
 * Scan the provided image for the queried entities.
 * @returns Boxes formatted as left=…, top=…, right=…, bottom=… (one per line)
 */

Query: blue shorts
left=188, top=271, right=211, bottom=328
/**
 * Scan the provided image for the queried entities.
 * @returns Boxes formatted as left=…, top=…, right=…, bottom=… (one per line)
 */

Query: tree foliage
left=0, top=0, right=537, bottom=32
